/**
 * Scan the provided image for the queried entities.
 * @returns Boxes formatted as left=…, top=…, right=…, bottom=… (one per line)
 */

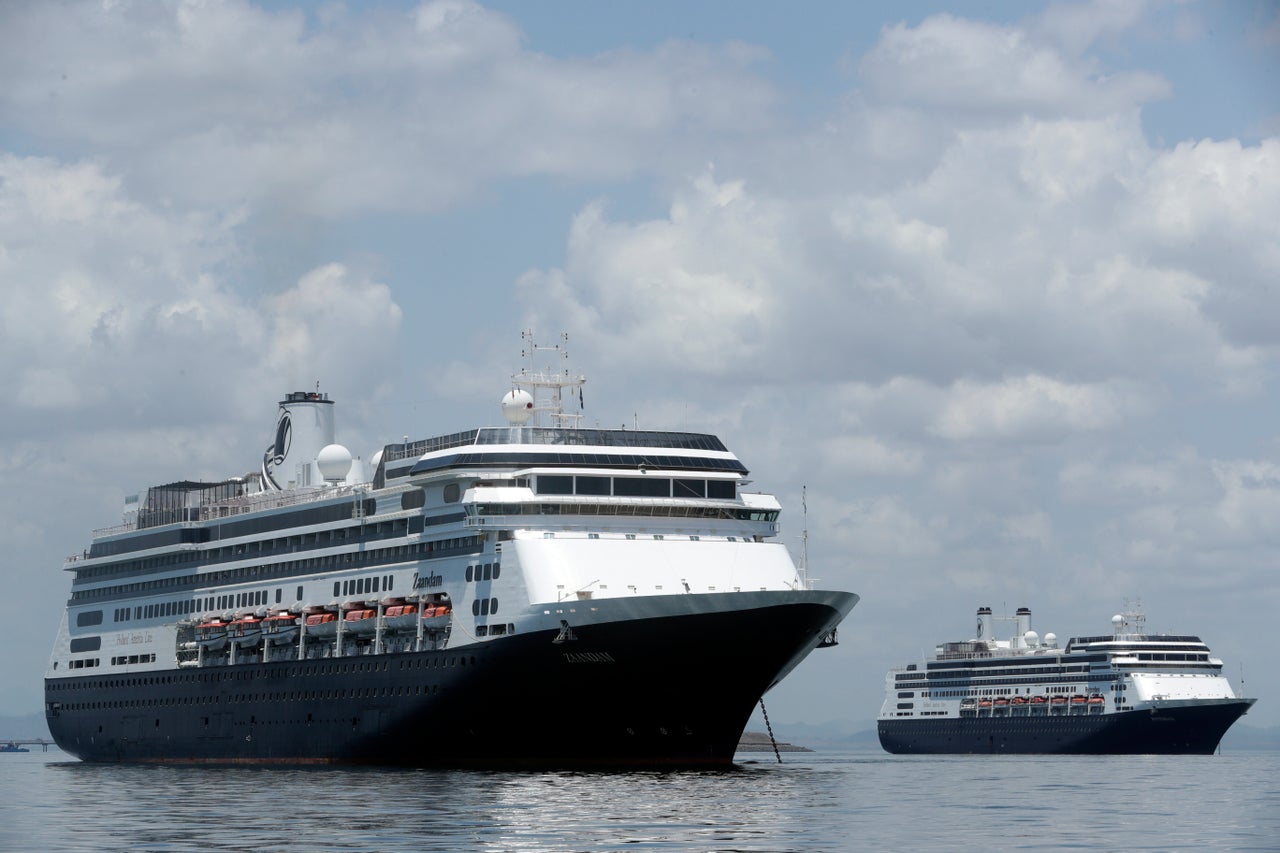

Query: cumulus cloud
left=0, top=153, right=401, bottom=446
left=930, top=375, right=1141, bottom=442
left=859, top=12, right=1169, bottom=120
left=0, top=0, right=777, bottom=218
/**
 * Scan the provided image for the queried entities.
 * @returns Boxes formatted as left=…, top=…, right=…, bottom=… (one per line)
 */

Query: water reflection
left=35, top=759, right=845, bottom=852
left=13, top=751, right=1280, bottom=852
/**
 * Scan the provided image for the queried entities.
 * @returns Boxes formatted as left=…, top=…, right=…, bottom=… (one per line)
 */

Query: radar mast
left=504, top=330, right=586, bottom=428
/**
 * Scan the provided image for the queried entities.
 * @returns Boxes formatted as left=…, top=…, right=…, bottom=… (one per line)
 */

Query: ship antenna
left=800, top=485, right=809, bottom=590
left=512, top=330, right=586, bottom=429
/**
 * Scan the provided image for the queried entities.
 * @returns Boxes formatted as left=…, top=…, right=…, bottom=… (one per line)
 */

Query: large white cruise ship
left=45, top=334, right=857, bottom=766
left=878, top=605, right=1255, bottom=754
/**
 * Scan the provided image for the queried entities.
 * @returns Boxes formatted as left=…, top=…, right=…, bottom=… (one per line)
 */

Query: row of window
left=535, top=475, right=737, bottom=500
left=70, top=536, right=484, bottom=605
left=471, top=598, right=499, bottom=616
left=468, top=503, right=777, bottom=522
left=51, top=653, right=479, bottom=692
left=410, top=451, right=745, bottom=478
left=104, top=586, right=304, bottom=625
left=78, top=518, right=419, bottom=583
left=110, top=654, right=156, bottom=666
left=465, top=563, right=500, bottom=582
left=335, top=575, right=394, bottom=598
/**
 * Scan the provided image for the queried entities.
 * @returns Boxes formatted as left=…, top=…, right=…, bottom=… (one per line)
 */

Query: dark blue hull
left=47, top=594, right=851, bottom=767
left=878, top=700, right=1254, bottom=755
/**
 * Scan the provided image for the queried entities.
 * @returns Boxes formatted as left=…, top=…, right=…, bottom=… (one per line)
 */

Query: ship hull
left=878, top=699, right=1255, bottom=755
left=47, top=591, right=854, bottom=767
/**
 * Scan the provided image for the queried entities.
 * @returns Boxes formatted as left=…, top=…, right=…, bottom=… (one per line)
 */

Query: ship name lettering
left=412, top=572, right=444, bottom=589
left=563, top=652, right=615, bottom=664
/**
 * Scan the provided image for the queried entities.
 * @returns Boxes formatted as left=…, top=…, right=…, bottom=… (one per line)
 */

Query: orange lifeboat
left=304, top=611, right=339, bottom=637
left=345, top=608, right=379, bottom=635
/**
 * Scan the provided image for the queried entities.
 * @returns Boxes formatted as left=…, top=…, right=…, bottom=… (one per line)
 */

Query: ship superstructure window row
left=75, top=517, right=423, bottom=583
left=534, top=475, right=737, bottom=500
left=69, top=536, right=485, bottom=606
left=411, top=452, right=747, bottom=477
left=467, top=502, right=777, bottom=522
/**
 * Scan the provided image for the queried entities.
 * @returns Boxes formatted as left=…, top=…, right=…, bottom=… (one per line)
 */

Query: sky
left=1, top=0, right=1278, bottom=733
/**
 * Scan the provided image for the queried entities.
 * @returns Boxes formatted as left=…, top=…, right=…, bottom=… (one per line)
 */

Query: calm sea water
left=1, top=747, right=1277, bottom=852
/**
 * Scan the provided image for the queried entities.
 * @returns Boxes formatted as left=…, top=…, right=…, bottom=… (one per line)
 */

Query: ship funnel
left=976, top=606, right=993, bottom=643
left=262, top=390, right=336, bottom=490
left=1015, top=607, right=1032, bottom=648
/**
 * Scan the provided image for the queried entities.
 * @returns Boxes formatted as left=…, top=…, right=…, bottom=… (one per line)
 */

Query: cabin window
left=537, top=475, right=573, bottom=495
left=614, top=478, right=671, bottom=498
left=707, top=480, right=736, bottom=499
left=575, top=476, right=610, bottom=495
left=673, top=479, right=706, bottom=498
left=76, top=610, right=104, bottom=627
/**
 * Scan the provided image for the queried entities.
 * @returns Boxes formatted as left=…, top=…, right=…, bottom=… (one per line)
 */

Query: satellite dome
left=317, top=443, right=353, bottom=483
left=502, top=389, right=535, bottom=424
left=1044, top=632, right=1057, bottom=646
left=1112, top=614, right=1124, bottom=627
left=1024, top=630, right=1039, bottom=647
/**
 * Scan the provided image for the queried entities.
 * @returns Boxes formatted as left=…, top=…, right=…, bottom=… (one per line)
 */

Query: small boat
left=196, top=620, right=228, bottom=651
left=261, top=613, right=300, bottom=645
left=304, top=612, right=339, bottom=638
left=227, top=616, right=263, bottom=646
left=1030, top=695, right=1047, bottom=704
left=421, top=603, right=452, bottom=630
left=382, top=603, right=420, bottom=632
left=344, top=608, right=379, bottom=635
left=1, top=742, right=30, bottom=753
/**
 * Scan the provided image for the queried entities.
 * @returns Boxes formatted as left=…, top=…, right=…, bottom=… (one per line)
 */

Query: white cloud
left=818, top=434, right=923, bottom=477
left=0, top=0, right=777, bottom=218
left=860, top=12, right=1169, bottom=120
left=0, top=153, right=401, bottom=441
left=931, top=375, right=1140, bottom=442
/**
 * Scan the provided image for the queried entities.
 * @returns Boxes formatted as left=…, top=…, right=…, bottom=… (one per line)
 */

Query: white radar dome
left=502, top=389, right=535, bottom=424
left=1044, top=632, right=1057, bottom=646
left=1024, top=630, right=1039, bottom=647
left=1112, top=614, right=1124, bottom=628
left=317, top=443, right=353, bottom=483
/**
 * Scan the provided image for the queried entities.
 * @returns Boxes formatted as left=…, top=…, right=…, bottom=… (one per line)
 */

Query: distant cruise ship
left=45, top=333, right=857, bottom=766
left=878, top=605, right=1255, bottom=754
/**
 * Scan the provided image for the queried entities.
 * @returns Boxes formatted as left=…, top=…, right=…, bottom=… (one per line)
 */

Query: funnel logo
left=261, top=410, right=292, bottom=489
